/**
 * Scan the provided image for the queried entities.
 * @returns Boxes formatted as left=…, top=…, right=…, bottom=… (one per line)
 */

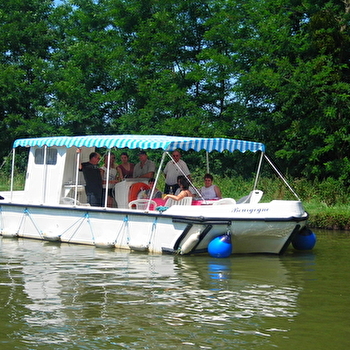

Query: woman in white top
left=200, top=174, right=222, bottom=200
left=100, top=154, right=118, bottom=207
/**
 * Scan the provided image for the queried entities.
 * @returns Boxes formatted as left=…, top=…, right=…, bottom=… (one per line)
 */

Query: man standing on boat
left=163, top=150, right=191, bottom=194
left=133, top=151, right=156, bottom=178
left=78, top=150, right=103, bottom=207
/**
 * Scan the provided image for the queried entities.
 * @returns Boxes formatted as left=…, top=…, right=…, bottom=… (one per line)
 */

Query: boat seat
left=212, top=198, right=236, bottom=205
left=60, top=197, right=90, bottom=206
left=128, top=182, right=150, bottom=202
left=60, top=197, right=81, bottom=205
left=236, top=190, right=263, bottom=204
left=165, top=197, right=193, bottom=207
left=128, top=199, right=157, bottom=210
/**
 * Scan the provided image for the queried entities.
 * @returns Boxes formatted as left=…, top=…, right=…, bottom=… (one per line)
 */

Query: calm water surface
left=0, top=230, right=349, bottom=350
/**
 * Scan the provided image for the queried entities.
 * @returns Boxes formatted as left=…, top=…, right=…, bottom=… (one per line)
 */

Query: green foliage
left=306, top=204, right=350, bottom=230
left=290, top=176, right=350, bottom=206
left=1, top=0, right=350, bottom=185
left=0, top=0, right=55, bottom=142
left=0, top=170, right=25, bottom=191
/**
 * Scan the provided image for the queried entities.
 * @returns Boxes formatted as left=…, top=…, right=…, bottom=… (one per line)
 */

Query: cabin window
left=34, top=148, right=58, bottom=165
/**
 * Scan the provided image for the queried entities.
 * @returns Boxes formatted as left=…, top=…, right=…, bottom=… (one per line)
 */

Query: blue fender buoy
left=292, top=228, right=316, bottom=250
left=208, top=234, right=232, bottom=258
left=208, top=263, right=230, bottom=281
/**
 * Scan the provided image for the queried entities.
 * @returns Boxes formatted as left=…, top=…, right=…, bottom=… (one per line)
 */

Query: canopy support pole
left=74, top=148, right=81, bottom=205
left=162, top=152, right=204, bottom=201
left=103, top=150, right=111, bottom=208
left=10, top=148, right=15, bottom=202
left=264, top=154, right=301, bottom=201
left=253, top=151, right=264, bottom=190
left=42, top=146, right=48, bottom=204
left=206, top=151, right=209, bottom=174
left=146, top=152, right=167, bottom=210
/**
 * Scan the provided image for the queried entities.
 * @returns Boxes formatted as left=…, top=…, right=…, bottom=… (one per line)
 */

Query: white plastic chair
left=128, top=199, right=157, bottom=210
left=165, top=197, right=193, bottom=207
left=60, top=197, right=81, bottom=206
left=236, top=190, right=263, bottom=204
left=212, top=198, right=236, bottom=205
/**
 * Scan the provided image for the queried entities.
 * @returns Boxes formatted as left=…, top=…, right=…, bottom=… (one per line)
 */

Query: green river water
left=0, top=229, right=349, bottom=350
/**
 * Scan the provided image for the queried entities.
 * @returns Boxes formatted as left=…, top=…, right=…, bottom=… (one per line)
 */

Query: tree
left=2, top=0, right=350, bottom=182
left=47, top=0, right=133, bottom=135
left=0, top=0, right=55, bottom=156
left=226, top=0, right=350, bottom=180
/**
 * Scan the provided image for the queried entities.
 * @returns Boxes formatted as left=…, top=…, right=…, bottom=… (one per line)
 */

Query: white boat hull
left=0, top=199, right=308, bottom=255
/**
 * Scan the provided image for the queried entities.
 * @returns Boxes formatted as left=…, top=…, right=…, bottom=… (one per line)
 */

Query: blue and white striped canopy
left=13, top=135, right=265, bottom=153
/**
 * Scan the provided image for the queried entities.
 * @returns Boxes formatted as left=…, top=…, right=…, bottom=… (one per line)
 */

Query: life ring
left=128, top=182, right=150, bottom=202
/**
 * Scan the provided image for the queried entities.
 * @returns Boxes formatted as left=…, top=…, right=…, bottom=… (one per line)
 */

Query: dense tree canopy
left=1, top=0, right=350, bottom=180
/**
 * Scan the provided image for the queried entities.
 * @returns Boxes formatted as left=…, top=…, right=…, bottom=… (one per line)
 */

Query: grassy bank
left=303, top=203, right=350, bottom=230
left=1, top=171, right=349, bottom=230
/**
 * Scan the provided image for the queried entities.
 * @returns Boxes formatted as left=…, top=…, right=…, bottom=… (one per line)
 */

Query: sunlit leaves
left=1, top=0, right=350, bottom=181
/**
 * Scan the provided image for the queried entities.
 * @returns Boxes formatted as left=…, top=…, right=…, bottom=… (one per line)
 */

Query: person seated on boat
left=200, top=173, right=222, bottom=200
left=164, top=177, right=193, bottom=201
left=137, top=178, right=162, bottom=199
left=163, top=150, right=192, bottom=194
left=133, top=150, right=156, bottom=179
left=117, top=152, right=135, bottom=179
left=100, top=153, right=118, bottom=207
left=174, top=175, right=197, bottom=196
left=78, top=150, right=103, bottom=207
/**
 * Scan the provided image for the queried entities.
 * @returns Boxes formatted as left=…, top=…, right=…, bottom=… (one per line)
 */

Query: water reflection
left=0, top=233, right=343, bottom=350
left=175, top=256, right=302, bottom=321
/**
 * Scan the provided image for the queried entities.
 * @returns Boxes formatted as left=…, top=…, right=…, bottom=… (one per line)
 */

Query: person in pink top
left=164, top=177, right=193, bottom=201
left=117, top=152, right=135, bottom=179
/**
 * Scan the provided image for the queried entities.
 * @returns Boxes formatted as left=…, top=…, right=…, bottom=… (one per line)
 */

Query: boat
left=0, top=135, right=308, bottom=255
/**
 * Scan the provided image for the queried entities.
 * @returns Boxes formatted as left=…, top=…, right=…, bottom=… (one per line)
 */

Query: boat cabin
left=23, top=145, right=92, bottom=205
left=17, top=144, right=148, bottom=208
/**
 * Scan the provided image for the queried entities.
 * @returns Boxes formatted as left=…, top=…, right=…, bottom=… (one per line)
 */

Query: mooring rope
left=17, top=208, right=44, bottom=238
left=61, top=212, right=92, bottom=243
left=114, top=215, right=129, bottom=245
left=147, top=217, right=158, bottom=249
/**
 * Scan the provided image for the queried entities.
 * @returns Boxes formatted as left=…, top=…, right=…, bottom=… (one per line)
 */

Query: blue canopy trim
left=13, top=135, right=265, bottom=153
